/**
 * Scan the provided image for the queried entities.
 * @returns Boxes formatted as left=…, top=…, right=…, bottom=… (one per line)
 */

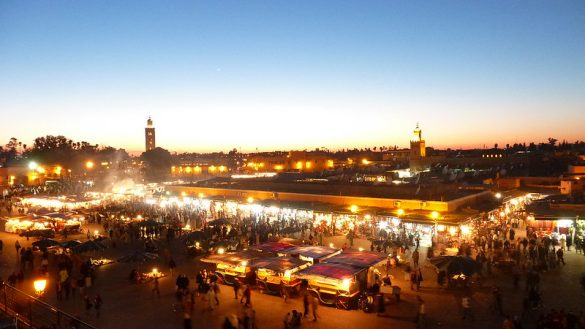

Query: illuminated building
left=245, top=151, right=334, bottom=173
left=145, top=117, right=156, bottom=151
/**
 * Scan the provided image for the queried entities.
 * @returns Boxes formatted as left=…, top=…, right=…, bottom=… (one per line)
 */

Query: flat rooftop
left=186, top=179, right=481, bottom=202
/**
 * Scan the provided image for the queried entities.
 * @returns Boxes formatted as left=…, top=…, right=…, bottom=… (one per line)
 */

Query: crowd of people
left=2, top=185, right=585, bottom=329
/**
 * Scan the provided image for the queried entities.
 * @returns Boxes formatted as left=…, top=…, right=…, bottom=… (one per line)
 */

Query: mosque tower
left=410, top=123, right=426, bottom=159
left=145, top=117, right=156, bottom=151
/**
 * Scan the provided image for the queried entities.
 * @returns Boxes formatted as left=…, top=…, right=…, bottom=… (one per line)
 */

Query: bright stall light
left=460, top=225, right=470, bottom=235
left=557, top=219, right=573, bottom=228
left=341, top=278, right=351, bottom=291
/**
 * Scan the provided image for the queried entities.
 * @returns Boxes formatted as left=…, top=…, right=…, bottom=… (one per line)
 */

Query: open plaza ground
left=0, top=212, right=583, bottom=329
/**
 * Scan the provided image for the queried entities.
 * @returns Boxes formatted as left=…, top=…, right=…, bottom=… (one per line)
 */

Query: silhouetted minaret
left=145, top=117, right=156, bottom=151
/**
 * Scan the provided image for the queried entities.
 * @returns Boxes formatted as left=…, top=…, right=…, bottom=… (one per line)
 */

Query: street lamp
left=495, top=192, right=502, bottom=199
left=28, top=162, right=38, bottom=170
left=33, top=279, right=47, bottom=296
left=431, top=211, right=440, bottom=220
left=85, top=161, right=94, bottom=169
left=350, top=205, right=358, bottom=213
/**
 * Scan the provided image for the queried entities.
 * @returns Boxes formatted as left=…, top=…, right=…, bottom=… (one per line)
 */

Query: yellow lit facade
left=171, top=164, right=230, bottom=177
left=245, top=151, right=335, bottom=173
left=1, top=164, right=70, bottom=187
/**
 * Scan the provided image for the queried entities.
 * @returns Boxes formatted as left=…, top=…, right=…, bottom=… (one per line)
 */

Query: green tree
left=140, top=147, right=175, bottom=181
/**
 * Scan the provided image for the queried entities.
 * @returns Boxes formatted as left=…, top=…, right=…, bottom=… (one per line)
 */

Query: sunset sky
left=1, top=1, right=584, bottom=154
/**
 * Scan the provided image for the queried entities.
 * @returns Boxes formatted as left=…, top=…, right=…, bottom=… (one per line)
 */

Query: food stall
left=324, top=250, right=387, bottom=291
left=296, top=263, right=365, bottom=309
left=281, top=246, right=341, bottom=264
left=138, top=268, right=166, bottom=283
left=201, top=250, right=269, bottom=285
left=254, top=257, right=310, bottom=295
left=5, top=217, right=38, bottom=234
left=252, top=242, right=295, bottom=255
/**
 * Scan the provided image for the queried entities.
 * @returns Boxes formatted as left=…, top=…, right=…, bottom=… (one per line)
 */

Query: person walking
left=83, top=295, right=93, bottom=317
left=14, top=240, right=21, bottom=260
left=241, top=285, right=251, bottom=307
left=152, top=277, right=160, bottom=297
left=556, top=248, right=565, bottom=265
left=311, top=293, right=319, bottom=322
left=233, top=279, right=240, bottom=299
left=183, top=311, right=192, bottom=329
left=212, top=282, right=220, bottom=305
left=280, top=280, right=288, bottom=303
left=169, top=258, right=177, bottom=277
left=412, top=249, right=420, bottom=268
left=94, top=294, right=102, bottom=318
left=410, top=270, right=418, bottom=291
left=416, top=268, right=423, bottom=291
left=376, top=293, right=385, bottom=316
left=283, top=312, right=290, bottom=329
left=417, top=296, right=426, bottom=328
left=462, top=295, right=474, bottom=320
left=207, top=285, right=216, bottom=310
left=303, top=292, right=310, bottom=318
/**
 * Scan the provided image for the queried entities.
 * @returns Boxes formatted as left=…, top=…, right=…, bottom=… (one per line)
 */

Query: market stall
left=252, top=242, right=295, bottom=255
left=324, top=250, right=386, bottom=291
left=281, top=245, right=341, bottom=264
left=296, top=263, right=365, bottom=309
left=201, top=250, right=270, bottom=286
left=138, top=268, right=166, bottom=283
left=254, top=256, right=310, bottom=295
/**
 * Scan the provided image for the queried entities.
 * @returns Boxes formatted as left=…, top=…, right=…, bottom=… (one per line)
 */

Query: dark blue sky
left=1, top=0, right=584, bottom=152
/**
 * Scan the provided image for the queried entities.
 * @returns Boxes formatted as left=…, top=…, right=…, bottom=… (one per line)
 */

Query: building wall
left=568, top=165, right=585, bottom=174
left=171, top=164, right=230, bottom=177
left=245, top=151, right=334, bottom=173
left=0, top=166, right=61, bottom=187
left=560, top=179, right=585, bottom=195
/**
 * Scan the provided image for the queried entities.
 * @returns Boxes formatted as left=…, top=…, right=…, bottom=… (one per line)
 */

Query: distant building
left=0, top=164, right=65, bottom=187
left=245, top=151, right=334, bottom=173
left=145, top=117, right=156, bottom=151
left=560, top=178, right=585, bottom=195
